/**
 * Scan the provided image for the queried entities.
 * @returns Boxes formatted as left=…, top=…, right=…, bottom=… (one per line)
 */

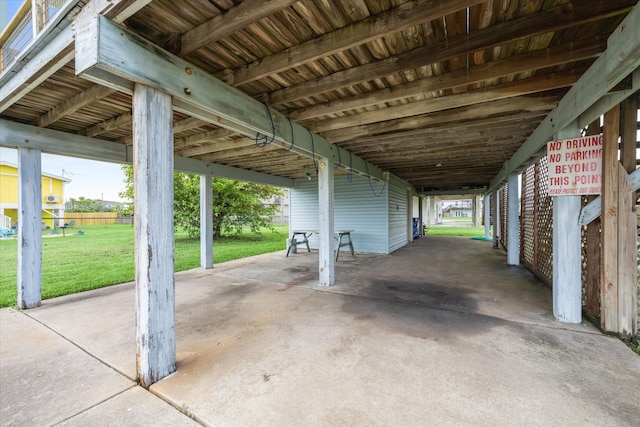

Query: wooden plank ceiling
left=1, top=0, right=636, bottom=192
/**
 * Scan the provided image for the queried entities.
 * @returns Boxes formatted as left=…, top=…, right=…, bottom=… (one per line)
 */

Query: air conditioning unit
left=45, top=195, right=60, bottom=203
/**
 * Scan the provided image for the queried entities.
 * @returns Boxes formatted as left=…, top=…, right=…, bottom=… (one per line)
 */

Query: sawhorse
left=334, top=230, right=354, bottom=261
left=286, top=230, right=316, bottom=257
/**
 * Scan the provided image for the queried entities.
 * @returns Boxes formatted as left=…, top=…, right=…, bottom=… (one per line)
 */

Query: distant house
left=442, top=199, right=473, bottom=218
left=0, top=161, right=70, bottom=229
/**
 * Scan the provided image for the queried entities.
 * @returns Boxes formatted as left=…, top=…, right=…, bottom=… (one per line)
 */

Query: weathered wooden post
left=200, top=172, right=213, bottom=269
left=551, top=125, right=582, bottom=324
left=492, top=189, right=500, bottom=248
left=17, top=147, right=42, bottom=309
left=318, top=156, right=334, bottom=286
left=133, top=83, right=176, bottom=387
left=507, top=173, right=520, bottom=265
left=483, top=194, right=491, bottom=239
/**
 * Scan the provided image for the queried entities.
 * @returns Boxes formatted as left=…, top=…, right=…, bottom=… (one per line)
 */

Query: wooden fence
left=63, top=212, right=118, bottom=225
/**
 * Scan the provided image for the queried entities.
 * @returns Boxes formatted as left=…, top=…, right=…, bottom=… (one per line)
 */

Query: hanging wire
left=365, top=161, right=386, bottom=197
left=248, top=103, right=276, bottom=148
left=336, top=146, right=353, bottom=183
left=307, top=128, right=319, bottom=174
left=283, top=118, right=295, bottom=151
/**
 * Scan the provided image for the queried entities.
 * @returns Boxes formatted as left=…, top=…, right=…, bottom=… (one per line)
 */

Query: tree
left=66, top=197, right=112, bottom=212
left=120, top=165, right=283, bottom=238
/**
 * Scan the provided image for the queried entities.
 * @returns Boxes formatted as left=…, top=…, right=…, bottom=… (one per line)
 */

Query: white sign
left=547, top=134, right=602, bottom=196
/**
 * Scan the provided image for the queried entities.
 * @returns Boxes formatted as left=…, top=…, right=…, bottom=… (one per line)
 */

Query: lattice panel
left=581, top=196, right=588, bottom=306
left=521, top=164, right=536, bottom=269
left=535, top=157, right=553, bottom=285
left=519, top=158, right=553, bottom=286
left=500, top=182, right=509, bottom=250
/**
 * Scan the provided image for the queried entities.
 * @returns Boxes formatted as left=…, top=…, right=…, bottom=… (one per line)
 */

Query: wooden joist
left=74, top=14, right=386, bottom=182
left=230, top=0, right=484, bottom=87
left=288, top=40, right=603, bottom=121
left=268, top=1, right=635, bottom=106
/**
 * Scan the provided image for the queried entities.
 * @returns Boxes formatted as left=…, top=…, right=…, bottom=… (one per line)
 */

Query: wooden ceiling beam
left=76, top=15, right=386, bottom=181
left=336, top=111, right=547, bottom=146
left=0, top=118, right=295, bottom=187
left=174, top=128, right=237, bottom=149
left=230, top=0, right=483, bottom=86
left=78, top=112, right=132, bottom=137
left=173, top=117, right=207, bottom=133
left=178, top=0, right=299, bottom=57
left=350, top=134, right=532, bottom=157
left=321, top=100, right=554, bottom=143
left=176, top=139, right=255, bottom=157
left=289, top=39, right=603, bottom=120
left=268, top=0, right=635, bottom=105
left=311, top=86, right=564, bottom=133
left=339, top=122, right=538, bottom=149
left=36, top=84, right=116, bottom=127
left=491, top=2, right=640, bottom=190
left=199, top=144, right=282, bottom=163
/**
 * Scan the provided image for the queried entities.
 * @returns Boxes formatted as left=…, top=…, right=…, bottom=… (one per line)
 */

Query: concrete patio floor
left=1, top=235, right=639, bottom=426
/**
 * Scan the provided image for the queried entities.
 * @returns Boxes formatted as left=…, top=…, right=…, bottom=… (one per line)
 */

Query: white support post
left=507, top=173, right=520, bottom=265
left=483, top=194, right=491, bottom=239
left=436, top=199, right=442, bottom=224
left=553, top=195, right=582, bottom=323
left=418, top=197, right=423, bottom=237
left=17, top=147, right=42, bottom=309
left=428, top=197, right=437, bottom=225
left=552, top=125, right=582, bottom=324
left=318, top=157, right=334, bottom=286
left=472, top=195, right=481, bottom=226
left=200, top=173, right=213, bottom=269
left=133, top=84, right=176, bottom=387
left=492, top=189, right=500, bottom=248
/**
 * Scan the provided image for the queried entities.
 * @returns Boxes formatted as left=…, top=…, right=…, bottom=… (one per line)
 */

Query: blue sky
left=1, top=0, right=127, bottom=202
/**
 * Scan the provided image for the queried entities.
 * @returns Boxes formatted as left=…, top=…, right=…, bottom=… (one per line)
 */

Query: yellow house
left=0, top=161, right=70, bottom=229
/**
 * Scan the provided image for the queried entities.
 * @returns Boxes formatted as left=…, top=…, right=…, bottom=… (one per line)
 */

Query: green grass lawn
left=0, top=224, right=287, bottom=308
left=427, top=224, right=488, bottom=237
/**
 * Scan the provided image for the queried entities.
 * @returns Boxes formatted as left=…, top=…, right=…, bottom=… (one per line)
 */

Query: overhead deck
left=1, top=0, right=638, bottom=193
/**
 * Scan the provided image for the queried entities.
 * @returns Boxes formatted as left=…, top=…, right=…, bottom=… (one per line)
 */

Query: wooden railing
left=0, top=0, right=67, bottom=73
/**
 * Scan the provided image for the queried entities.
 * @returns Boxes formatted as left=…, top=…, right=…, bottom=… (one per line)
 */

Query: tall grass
left=0, top=224, right=287, bottom=307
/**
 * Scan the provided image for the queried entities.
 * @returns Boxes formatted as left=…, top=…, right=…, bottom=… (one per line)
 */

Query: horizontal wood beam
left=0, top=119, right=295, bottom=188
left=289, top=39, right=603, bottom=121
left=418, top=188, right=487, bottom=196
left=79, top=112, right=132, bottom=137
left=0, top=0, right=149, bottom=113
left=174, top=128, right=237, bottom=149
left=0, top=27, right=74, bottom=113
left=74, top=15, right=386, bottom=182
left=230, top=0, right=483, bottom=86
left=579, top=168, right=640, bottom=226
left=322, top=101, right=551, bottom=143
left=490, top=2, right=640, bottom=191
left=176, top=139, right=254, bottom=157
left=268, top=0, right=635, bottom=106
left=37, top=85, right=116, bottom=127
left=173, top=117, right=206, bottom=134
left=178, top=0, right=298, bottom=57
left=310, top=75, right=572, bottom=133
